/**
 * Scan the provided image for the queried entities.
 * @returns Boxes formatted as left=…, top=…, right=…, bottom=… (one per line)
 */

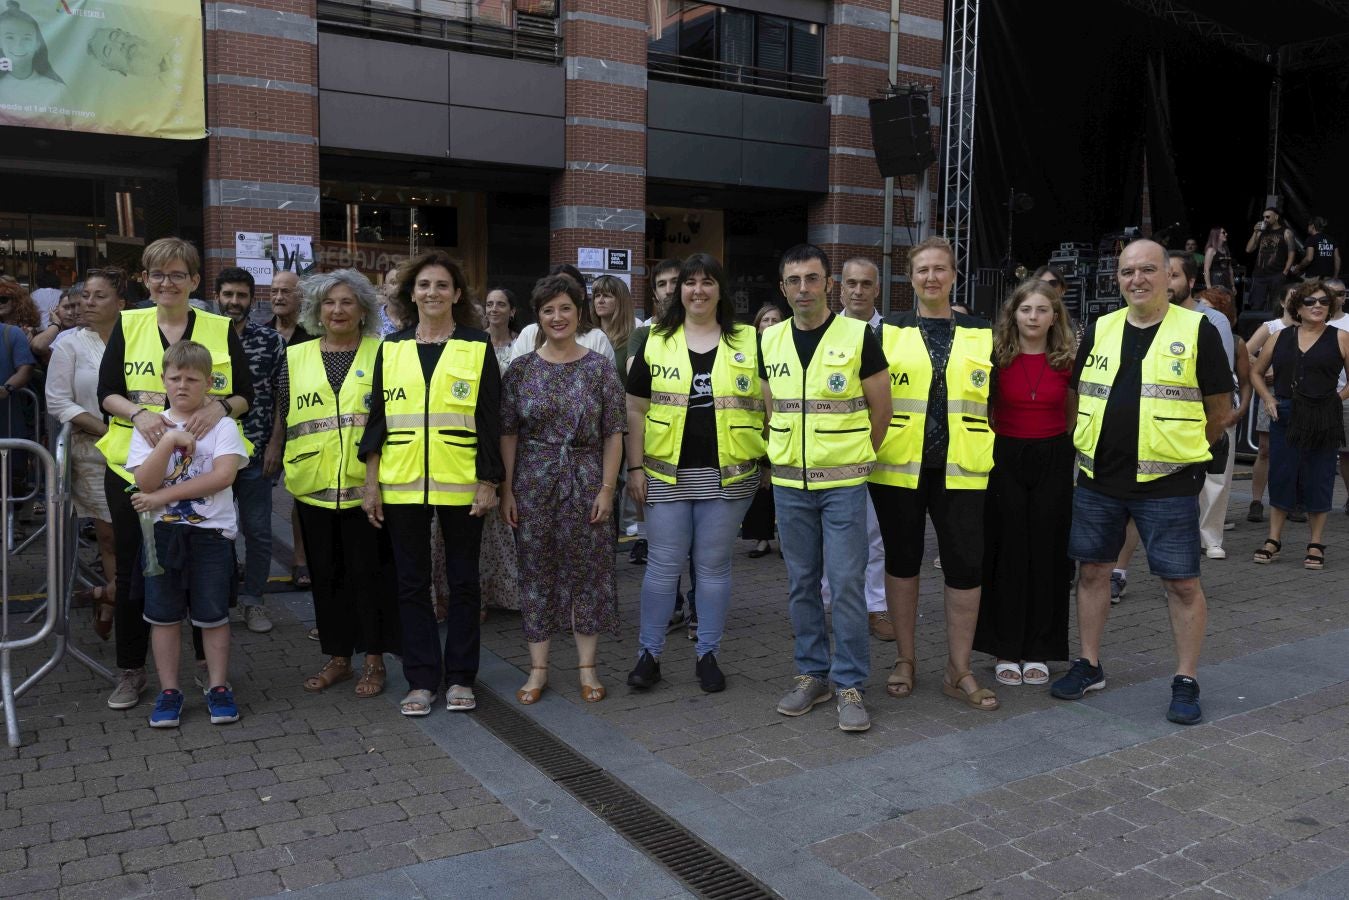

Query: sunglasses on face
left=1301, top=296, right=1330, bottom=307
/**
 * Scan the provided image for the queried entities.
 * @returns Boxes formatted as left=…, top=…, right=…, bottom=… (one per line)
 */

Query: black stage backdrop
left=970, top=0, right=1349, bottom=273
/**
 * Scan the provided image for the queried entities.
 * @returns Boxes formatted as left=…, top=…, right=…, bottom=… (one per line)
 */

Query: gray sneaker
left=243, top=605, right=273, bottom=634
left=1109, top=572, right=1126, bottom=605
left=776, top=674, right=831, bottom=717
left=836, top=687, right=871, bottom=732
left=107, top=668, right=147, bottom=709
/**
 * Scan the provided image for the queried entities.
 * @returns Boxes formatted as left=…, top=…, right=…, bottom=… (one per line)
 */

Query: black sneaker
left=1166, top=675, right=1202, bottom=725
left=1288, top=506, right=1308, bottom=523
left=1247, top=501, right=1264, bottom=523
left=627, top=650, right=662, bottom=689
left=628, top=539, right=648, bottom=565
left=696, top=653, right=725, bottom=692
left=1050, top=658, right=1106, bottom=700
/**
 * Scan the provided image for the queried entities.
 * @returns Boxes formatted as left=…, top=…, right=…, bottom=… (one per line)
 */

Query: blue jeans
left=143, top=524, right=236, bottom=628
left=773, top=483, right=871, bottom=690
left=638, top=495, right=754, bottom=659
left=232, top=459, right=272, bottom=607
left=1268, top=399, right=1338, bottom=514
left=1068, top=484, right=1201, bottom=580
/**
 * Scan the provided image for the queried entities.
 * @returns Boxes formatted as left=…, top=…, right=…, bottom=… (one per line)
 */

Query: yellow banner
left=0, top=0, right=204, bottom=139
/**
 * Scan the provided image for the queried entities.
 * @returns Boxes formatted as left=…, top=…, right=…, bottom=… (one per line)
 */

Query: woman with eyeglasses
left=1203, top=227, right=1235, bottom=296
left=96, top=238, right=253, bottom=713
left=1250, top=280, right=1349, bottom=570
left=45, top=268, right=127, bottom=640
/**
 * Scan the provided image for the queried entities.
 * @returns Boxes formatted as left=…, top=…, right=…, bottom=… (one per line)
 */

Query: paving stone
left=333, top=842, right=418, bottom=879
left=255, top=813, right=337, bottom=847
left=120, top=837, right=205, bottom=872
left=59, top=853, right=122, bottom=886
left=230, top=845, right=294, bottom=877
left=477, top=820, right=535, bottom=847
left=276, top=859, right=342, bottom=891
left=85, top=824, right=168, bottom=856
left=409, top=828, right=492, bottom=862
left=146, top=856, right=237, bottom=891
left=1029, top=855, right=1113, bottom=892
left=59, top=873, right=150, bottom=900
left=284, top=830, right=369, bottom=864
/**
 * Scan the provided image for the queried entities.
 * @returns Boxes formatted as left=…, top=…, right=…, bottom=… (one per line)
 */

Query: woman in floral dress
left=501, top=275, right=625, bottom=705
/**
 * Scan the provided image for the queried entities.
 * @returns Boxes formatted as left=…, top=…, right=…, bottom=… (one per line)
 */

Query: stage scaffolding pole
left=942, top=0, right=980, bottom=307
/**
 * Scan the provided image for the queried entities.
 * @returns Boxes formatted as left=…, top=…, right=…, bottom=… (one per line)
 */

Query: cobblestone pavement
left=0, top=471, right=1346, bottom=898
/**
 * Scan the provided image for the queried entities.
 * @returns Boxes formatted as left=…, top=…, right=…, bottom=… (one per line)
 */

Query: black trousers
left=296, top=502, right=400, bottom=659
left=384, top=503, right=483, bottom=692
left=105, top=467, right=149, bottom=670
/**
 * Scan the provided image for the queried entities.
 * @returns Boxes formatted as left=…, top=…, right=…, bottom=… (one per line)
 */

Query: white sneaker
left=625, top=523, right=639, bottom=537
left=1205, top=546, right=1227, bottom=560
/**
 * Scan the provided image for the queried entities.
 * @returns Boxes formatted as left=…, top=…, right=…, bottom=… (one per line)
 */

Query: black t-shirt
left=1071, top=315, right=1231, bottom=499
left=1307, top=234, right=1338, bottom=277
left=756, top=313, right=888, bottom=380
left=627, top=329, right=720, bottom=468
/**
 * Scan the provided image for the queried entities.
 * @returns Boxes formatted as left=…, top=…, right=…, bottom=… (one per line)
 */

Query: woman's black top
left=1271, top=326, right=1342, bottom=400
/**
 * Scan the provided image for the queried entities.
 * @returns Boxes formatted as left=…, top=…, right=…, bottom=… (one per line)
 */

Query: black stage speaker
left=869, top=93, right=936, bottom=178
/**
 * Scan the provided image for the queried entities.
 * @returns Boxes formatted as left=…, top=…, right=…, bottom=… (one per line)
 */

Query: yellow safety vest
left=284, top=337, right=379, bottom=509
left=761, top=316, right=875, bottom=489
left=642, top=324, right=765, bottom=485
left=1075, top=304, right=1211, bottom=481
left=871, top=320, right=994, bottom=489
left=377, top=337, right=485, bottom=505
left=96, top=307, right=239, bottom=483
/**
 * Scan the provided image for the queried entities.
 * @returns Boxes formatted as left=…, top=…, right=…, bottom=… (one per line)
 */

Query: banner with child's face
left=0, top=0, right=204, bottom=139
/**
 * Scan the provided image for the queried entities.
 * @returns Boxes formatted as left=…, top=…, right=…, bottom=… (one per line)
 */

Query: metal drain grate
left=473, top=688, right=780, bottom=900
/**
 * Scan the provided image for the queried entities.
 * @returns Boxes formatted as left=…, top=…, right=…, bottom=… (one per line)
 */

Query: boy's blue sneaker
left=206, top=686, right=240, bottom=724
left=1167, top=675, right=1202, bottom=725
left=1050, top=658, right=1106, bottom=700
left=148, top=689, right=184, bottom=728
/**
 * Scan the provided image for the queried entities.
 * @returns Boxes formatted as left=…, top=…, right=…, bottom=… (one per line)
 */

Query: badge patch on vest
left=735, top=374, right=750, bottom=392
left=1169, top=341, right=1186, bottom=355
left=733, top=352, right=746, bottom=363
left=1171, top=360, right=1184, bottom=377
left=211, top=371, right=227, bottom=392
left=970, top=370, right=988, bottom=389
left=827, top=373, right=848, bottom=394
left=363, top=392, right=372, bottom=410
left=451, top=380, right=471, bottom=400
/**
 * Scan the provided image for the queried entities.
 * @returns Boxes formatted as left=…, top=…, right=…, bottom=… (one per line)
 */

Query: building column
left=202, top=1, right=321, bottom=300
left=550, top=0, right=649, bottom=303
left=810, top=0, right=944, bottom=311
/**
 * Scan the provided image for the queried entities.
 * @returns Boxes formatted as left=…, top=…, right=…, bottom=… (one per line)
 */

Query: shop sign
left=0, top=0, right=206, bottom=140
left=606, top=249, right=630, bottom=272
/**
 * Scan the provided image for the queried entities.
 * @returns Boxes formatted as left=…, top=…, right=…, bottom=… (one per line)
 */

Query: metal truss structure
left=1112, top=0, right=1270, bottom=62
left=941, top=0, right=979, bottom=306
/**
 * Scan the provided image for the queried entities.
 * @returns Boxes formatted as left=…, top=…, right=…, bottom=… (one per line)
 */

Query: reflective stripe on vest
left=377, top=338, right=485, bottom=505
left=97, top=307, right=240, bottom=482
left=871, top=321, right=994, bottom=489
left=1074, top=304, right=1211, bottom=482
left=641, top=324, right=765, bottom=486
left=283, top=337, right=379, bottom=509
left=761, top=316, right=875, bottom=490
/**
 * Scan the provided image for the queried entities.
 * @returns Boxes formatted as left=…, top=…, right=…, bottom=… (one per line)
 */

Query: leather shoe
left=628, top=539, right=648, bottom=565
left=868, top=612, right=896, bottom=642
left=696, top=653, right=725, bottom=692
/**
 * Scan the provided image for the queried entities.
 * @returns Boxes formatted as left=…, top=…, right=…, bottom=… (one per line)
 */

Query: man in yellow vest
left=871, top=237, right=998, bottom=712
left=1054, top=239, right=1235, bottom=725
left=761, top=244, right=890, bottom=732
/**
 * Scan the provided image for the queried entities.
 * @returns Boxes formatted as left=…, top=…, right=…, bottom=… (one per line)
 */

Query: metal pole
left=881, top=0, right=901, bottom=315
left=1267, top=48, right=1284, bottom=197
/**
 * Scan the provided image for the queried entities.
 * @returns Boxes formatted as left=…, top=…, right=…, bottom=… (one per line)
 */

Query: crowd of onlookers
left=0, top=215, right=1343, bottom=733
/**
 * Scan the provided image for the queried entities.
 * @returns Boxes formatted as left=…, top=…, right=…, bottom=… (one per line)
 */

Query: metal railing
left=1, top=423, right=114, bottom=748
left=317, top=0, right=561, bottom=63
left=647, top=50, right=826, bottom=102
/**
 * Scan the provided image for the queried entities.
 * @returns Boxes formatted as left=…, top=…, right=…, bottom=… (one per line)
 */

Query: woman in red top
left=973, top=280, right=1077, bottom=687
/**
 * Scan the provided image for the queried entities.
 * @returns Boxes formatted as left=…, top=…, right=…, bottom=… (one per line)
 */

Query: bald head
left=270, top=270, right=301, bottom=319
left=1117, top=240, right=1168, bottom=314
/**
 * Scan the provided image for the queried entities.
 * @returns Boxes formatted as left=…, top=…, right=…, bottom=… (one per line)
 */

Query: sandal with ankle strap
left=577, top=664, right=606, bottom=703
left=1253, top=538, right=1281, bottom=564
left=400, top=689, right=435, bottom=716
left=1305, top=542, right=1326, bottom=570
left=517, top=667, right=548, bottom=705
left=303, top=657, right=353, bottom=693
left=942, top=670, right=999, bottom=711
left=886, top=657, right=915, bottom=698
left=354, top=661, right=386, bottom=698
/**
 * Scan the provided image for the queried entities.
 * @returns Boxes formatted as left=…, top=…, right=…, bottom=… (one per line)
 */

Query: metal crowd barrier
left=0, top=422, right=115, bottom=748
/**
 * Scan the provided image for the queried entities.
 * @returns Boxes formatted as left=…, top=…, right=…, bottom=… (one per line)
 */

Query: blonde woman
left=591, top=275, right=636, bottom=386
left=973, top=279, right=1077, bottom=687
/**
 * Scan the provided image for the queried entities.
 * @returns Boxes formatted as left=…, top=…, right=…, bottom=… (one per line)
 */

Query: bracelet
left=131, top=406, right=148, bottom=420
left=217, top=397, right=232, bottom=416
left=627, top=466, right=643, bottom=472
left=601, top=483, right=615, bottom=489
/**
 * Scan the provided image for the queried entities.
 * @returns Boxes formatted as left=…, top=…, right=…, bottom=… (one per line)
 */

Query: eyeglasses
left=782, top=273, right=824, bottom=289
left=1300, top=296, right=1331, bottom=307
left=147, top=271, right=192, bottom=285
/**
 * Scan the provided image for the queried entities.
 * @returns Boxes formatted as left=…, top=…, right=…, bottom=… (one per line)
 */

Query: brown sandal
left=942, top=670, right=999, bottom=711
left=77, top=586, right=116, bottom=642
left=304, top=657, right=353, bottom=693
left=886, top=657, right=915, bottom=698
left=354, top=661, right=386, bottom=698
left=517, top=666, right=548, bottom=704
left=577, top=664, right=606, bottom=703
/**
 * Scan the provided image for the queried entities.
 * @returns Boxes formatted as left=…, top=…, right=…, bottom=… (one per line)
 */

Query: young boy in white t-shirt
left=127, top=341, right=249, bottom=727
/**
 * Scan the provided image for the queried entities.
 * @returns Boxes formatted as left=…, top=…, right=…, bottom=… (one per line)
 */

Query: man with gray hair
left=217, top=266, right=287, bottom=633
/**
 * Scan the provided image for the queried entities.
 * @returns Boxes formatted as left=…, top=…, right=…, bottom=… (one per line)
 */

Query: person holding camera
left=1245, top=208, right=1296, bottom=313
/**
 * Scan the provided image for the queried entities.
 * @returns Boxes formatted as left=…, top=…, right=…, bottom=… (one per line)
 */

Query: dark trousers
left=384, top=503, right=483, bottom=692
left=296, top=502, right=400, bottom=658
left=105, top=467, right=150, bottom=670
